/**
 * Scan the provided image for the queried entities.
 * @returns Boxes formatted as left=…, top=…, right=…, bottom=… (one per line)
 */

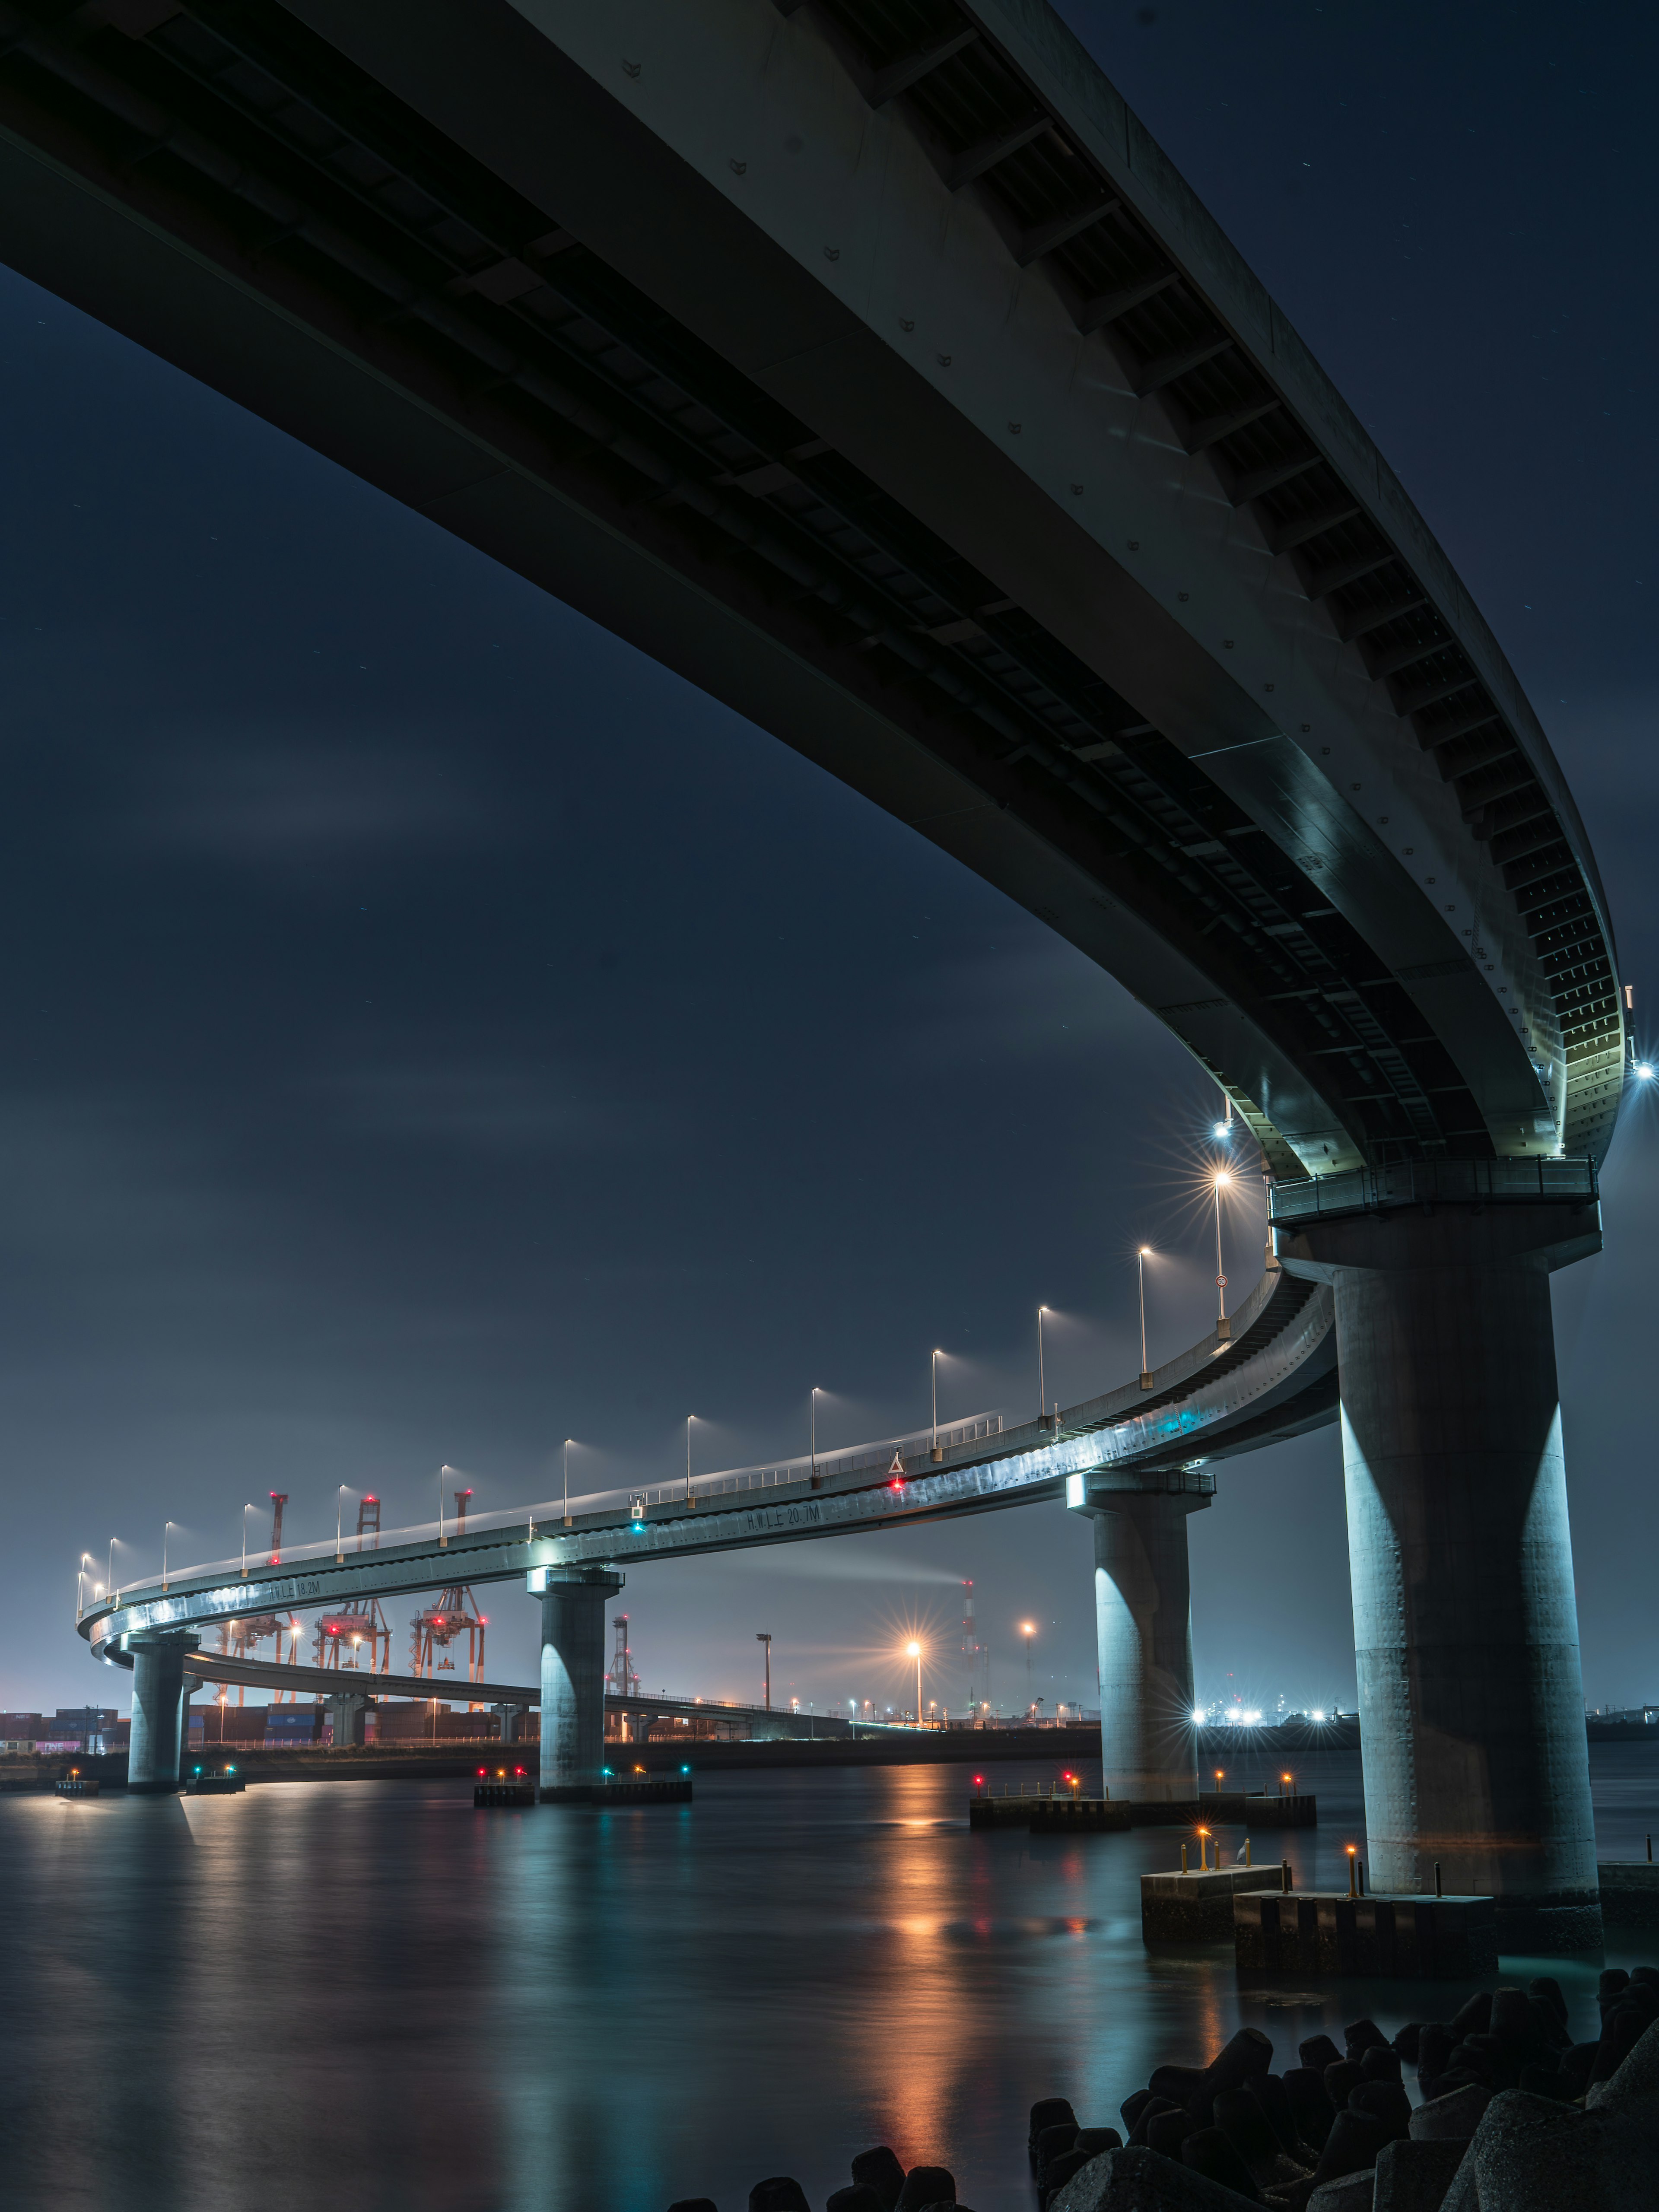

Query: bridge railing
left=1270, top=1156, right=1598, bottom=1224
left=82, top=1411, right=1007, bottom=1609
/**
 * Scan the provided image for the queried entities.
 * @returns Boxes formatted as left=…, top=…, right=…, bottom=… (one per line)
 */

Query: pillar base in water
left=530, top=1565, right=623, bottom=1795
left=127, top=1632, right=198, bottom=1793
left=1279, top=1192, right=1602, bottom=1955
left=1072, top=1469, right=1212, bottom=1803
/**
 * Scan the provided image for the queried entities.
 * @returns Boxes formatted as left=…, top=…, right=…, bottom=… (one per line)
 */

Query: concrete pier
left=531, top=1567, right=622, bottom=1800
left=128, top=1633, right=197, bottom=1793
left=1074, top=1474, right=1211, bottom=1801
left=1279, top=1190, right=1602, bottom=1953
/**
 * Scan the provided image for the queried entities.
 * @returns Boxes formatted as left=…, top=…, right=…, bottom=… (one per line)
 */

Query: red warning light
left=477, top=1767, right=486, bottom=1777
left=889, top=1478, right=905, bottom=1491
left=514, top=1766, right=525, bottom=1777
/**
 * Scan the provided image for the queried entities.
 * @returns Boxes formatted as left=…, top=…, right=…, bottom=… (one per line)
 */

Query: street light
left=811, top=1387, right=823, bottom=1479
left=162, top=1520, right=177, bottom=1593
left=239, top=1503, right=257, bottom=1580
left=756, top=1632, right=772, bottom=1711
left=1213, top=1094, right=1234, bottom=1142
left=906, top=1640, right=922, bottom=1724
left=931, top=1349, right=944, bottom=1461
left=335, top=1485, right=349, bottom=1565
left=1021, top=1621, right=1035, bottom=1705
left=563, top=1437, right=574, bottom=1527
left=1137, top=1247, right=1154, bottom=1389
left=1213, top=1170, right=1233, bottom=1340
left=686, top=1414, right=697, bottom=1505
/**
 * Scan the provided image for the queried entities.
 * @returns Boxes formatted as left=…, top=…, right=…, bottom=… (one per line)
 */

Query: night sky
left=3, top=3, right=1655, bottom=1722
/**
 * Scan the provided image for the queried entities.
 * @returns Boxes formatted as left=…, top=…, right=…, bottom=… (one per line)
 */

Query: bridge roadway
left=29, top=2, right=1620, bottom=1944
left=181, top=1649, right=885, bottom=1742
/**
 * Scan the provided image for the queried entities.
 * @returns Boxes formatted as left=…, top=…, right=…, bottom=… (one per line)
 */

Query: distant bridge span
left=38, top=2, right=1618, bottom=1943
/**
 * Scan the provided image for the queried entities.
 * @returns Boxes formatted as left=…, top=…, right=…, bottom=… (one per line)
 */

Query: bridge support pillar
left=530, top=1568, right=622, bottom=1799
left=1279, top=1196, right=1602, bottom=1953
left=490, top=1701, right=528, bottom=1746
left=325, top=1691, right=370, bottom=1749
left=128, top=1632, right=199, bottom=1793
left=1071, top=1473, right=1211, bottom=1800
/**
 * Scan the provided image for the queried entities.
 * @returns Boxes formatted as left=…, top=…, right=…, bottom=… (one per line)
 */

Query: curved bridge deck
left=81, top=1260, right=1334, bottom=1666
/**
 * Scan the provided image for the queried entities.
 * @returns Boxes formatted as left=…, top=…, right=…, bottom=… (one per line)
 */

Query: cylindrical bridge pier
left=1073, top=1471, right=1211, bottom=1802
left=128, top=1632, right=198, bottom=1793
left=532, top=1567, right=623, bottom=1799
left=1280, top=1182, right=1602, bottom=1953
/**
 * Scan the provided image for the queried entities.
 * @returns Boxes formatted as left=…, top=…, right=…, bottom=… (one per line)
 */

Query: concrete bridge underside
left=32, top=0, right=1622, bottom=1947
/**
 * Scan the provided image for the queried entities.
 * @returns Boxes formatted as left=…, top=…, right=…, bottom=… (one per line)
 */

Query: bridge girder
left=0, top=0, right=1622, bottom=1172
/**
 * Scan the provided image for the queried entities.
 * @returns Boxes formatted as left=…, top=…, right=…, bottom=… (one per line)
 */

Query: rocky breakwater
left=1044, top=1965, right=1659, bottom=2211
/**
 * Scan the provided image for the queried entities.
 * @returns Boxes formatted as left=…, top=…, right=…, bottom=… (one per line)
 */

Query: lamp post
left=1021, top=1621, right=1035, bottom=1710
left=108, top=1537, right=116, bottom=1602
left=756, top=1632, right=772, bottom=1712
left=1137, top=1247, right=1154, bottom=1389
left=907, top=1640, right=923, bottom=1725
left=240, top=1503, right=256, bottom=1580
left=1037, top=1306, right=1050, bottom=1426
left=563, top=1437, right=573, bottom=1527
left=335, top=1486, right=348, bottom=1564
left=686, top=1414, right=696, bottom=1506
left=1213, top=1170, right=1232, bottom=1340
left=162, top=1520, right=177, bottom=1594
left=931, top=1349, right=944, bottom=1461
left=811, top=1387, right=821, bottom=1478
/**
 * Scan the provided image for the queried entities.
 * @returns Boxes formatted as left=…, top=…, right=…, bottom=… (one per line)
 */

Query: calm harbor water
left=4, top=1746, right=1657, bottom=2212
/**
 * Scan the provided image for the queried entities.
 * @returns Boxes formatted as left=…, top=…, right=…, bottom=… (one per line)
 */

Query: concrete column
left=489, top=1701, right=527, bottom=1746
left=1280, top=1198, right=1601, bottom=1953
left=128, top=1635, right=197, bottom=1793
left=1083, top=1485, right=1209, bottom=1800
left=325, top=1691, right=370, bottom=1748
left=534, top=1570, right=621, bottom=1799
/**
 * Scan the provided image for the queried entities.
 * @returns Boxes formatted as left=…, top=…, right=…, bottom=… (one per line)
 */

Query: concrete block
left=1408, top=2088, right=1491, bottom=2143
left=1048, top=2148, right=1263, bottom=2212
left=1584, top=2013, right=1659, bottom=2149
left=1232, top=1892, right=1496, bottom=1977
left=1030, top=1797, right=1133, bottom=1834
left=1372, top=2139, right=1464, bottom=2212
left=1306, top=2177, right=1373, bottom=2212
left=1595, top=1861, right=1659, bottom=1929
left=1142, top=1866, right=1284, bottom=1942
left=1463, top=2088, right=1659, bottom=2211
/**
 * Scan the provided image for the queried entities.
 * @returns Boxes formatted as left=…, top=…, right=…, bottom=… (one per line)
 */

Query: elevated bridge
left=179, top=1647, right=887, bottom=1743
left=32, top=1, right=1620, bottom=1946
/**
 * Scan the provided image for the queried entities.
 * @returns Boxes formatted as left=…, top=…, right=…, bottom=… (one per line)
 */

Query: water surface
left=4, top=1746, right=1656, bottom=2212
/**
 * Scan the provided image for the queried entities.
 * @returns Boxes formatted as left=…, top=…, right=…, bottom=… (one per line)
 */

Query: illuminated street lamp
left=335, top=1485, right=348, bottom=1565
left=931, top=1350, right=944, bottom=1461
left=811, top=1387, right=822, bottom=1478
left=686, top=1414, right=697, bottom=1505
left=1037, top=1306, right=1051, bottom=1426
left=563, top=1437, right=574, bottom=1527
left=1213, top=1093, right=1234, bottom=1143
left=1213, top=1170, right=1233, bottom=1339
left=906, top=1640, right=923, bottom=1725
left=1021, top=1620, right=1036, bottom=1704
left=1137, top=1247, right=1154, bottom=1389
left=162, top=1520, right=178, bottom=1594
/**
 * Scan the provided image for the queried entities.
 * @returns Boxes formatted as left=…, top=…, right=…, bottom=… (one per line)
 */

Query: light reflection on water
left=2, top=1747, right=1656, bottom=2212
